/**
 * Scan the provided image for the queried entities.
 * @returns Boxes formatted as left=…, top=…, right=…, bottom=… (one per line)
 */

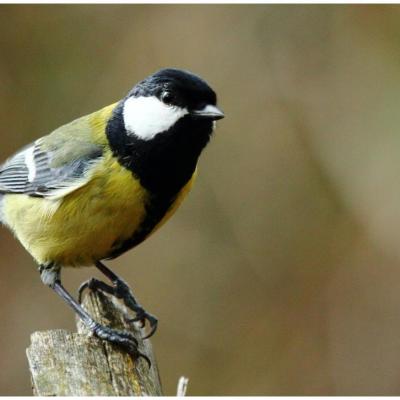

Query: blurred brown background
left=1, top=4, right=400, bottom=395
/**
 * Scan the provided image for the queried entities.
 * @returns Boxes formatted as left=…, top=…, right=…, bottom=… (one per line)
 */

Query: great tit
left=0, top=68, right=224, bottom=361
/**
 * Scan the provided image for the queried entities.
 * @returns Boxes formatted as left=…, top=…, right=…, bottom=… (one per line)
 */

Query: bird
left=0, top=68, right=224, bottom=362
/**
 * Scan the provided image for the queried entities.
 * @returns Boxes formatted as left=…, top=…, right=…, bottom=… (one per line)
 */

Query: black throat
left=104, top=100, right=213, bottom=258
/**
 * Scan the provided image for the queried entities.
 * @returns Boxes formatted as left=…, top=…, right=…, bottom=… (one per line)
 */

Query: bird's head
left=122, top=68, right=224, bottom=141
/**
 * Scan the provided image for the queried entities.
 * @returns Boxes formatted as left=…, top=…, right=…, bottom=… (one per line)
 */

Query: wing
left=0, top=117, right=105, bottom=199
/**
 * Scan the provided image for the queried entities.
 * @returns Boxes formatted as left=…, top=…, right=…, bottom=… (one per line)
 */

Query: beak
left=191, top=104, right=225, bottom=120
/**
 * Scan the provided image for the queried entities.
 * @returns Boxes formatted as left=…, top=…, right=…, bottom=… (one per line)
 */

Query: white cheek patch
left=123, top=96, right=188, bottom=140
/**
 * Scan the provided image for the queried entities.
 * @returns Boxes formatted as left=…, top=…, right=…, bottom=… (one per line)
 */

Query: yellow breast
left=2, top=151, right=196, bottom=267
left=2, top=151, right=146, bottom=266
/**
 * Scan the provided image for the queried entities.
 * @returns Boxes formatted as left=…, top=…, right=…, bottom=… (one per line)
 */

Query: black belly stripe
left=106, top=193, right=176, bottom=259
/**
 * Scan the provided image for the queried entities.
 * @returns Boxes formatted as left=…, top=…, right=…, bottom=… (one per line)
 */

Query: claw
left=142, top=323, right=157, bottom=340
left=143, top=315, right=158, bottom=339
left=78, top=279, right=91, bottom=303
left=138, top=352, right=152, bottom=368
left=129, top=312, right=158, bottom=339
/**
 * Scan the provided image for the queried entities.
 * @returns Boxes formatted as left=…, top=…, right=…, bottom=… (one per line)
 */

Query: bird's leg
left=78, top=260, right=158, bottom=339
left=39, top=263, right=150, bottom=366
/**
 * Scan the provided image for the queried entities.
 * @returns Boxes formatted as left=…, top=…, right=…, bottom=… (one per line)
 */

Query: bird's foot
left=52, top=280, right=150, bottom=367
left=78, top=276, right=158, bottom=339
left=92, top=322, right=151, bottom=367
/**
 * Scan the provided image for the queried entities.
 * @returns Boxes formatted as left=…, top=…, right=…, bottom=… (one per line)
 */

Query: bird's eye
left=161, top=91, right=174, bottom=104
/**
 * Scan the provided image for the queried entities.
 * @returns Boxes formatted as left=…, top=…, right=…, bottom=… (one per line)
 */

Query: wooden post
left=26, top=290, right=162, bottom=396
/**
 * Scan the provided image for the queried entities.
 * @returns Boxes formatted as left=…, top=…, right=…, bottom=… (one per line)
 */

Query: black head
left=129, top=68, right=222, bottom=115
left=106, top=68, right=224, bottom=197
left=120, top=68, right=224, bottom=141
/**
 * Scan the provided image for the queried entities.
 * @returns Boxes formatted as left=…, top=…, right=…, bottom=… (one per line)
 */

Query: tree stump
left=26, top=290, right=162, bottom=396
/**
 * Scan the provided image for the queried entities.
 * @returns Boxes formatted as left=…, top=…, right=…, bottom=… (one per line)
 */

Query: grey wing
left=0, top=138, right=103, bottom=199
